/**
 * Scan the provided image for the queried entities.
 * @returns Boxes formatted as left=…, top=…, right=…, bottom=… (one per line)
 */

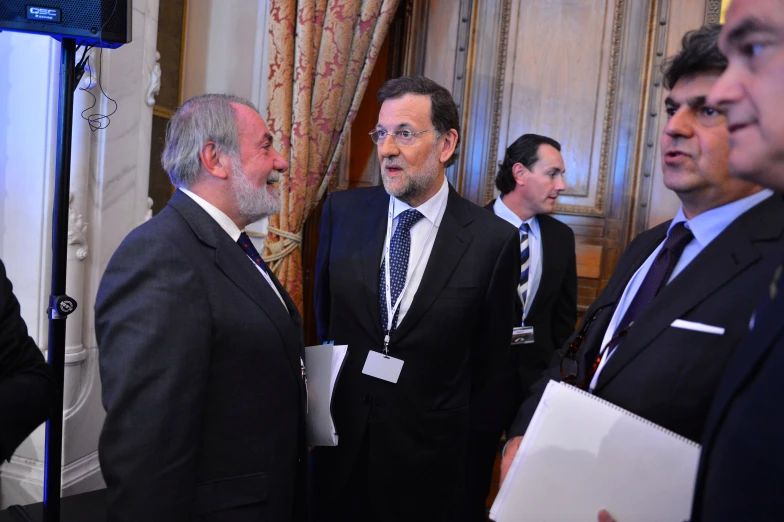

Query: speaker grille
left=0, top=0, right=129, bottom=44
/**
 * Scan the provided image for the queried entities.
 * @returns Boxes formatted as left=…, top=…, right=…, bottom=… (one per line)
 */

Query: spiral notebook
left=490, top=380, right=701, bottom=522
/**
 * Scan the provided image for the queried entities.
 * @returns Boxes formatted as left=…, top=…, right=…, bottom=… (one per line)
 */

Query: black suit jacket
left=0, top=259, right=54, bottom=460
left=690, top=255, right=784, bottom=521
left=470, top=202, right=577, bottom=431
left=509, top=194, right=784, bottom=443
left=96, top=191, right=306, bottom=522
left=313, top=185, right=519, bottom=521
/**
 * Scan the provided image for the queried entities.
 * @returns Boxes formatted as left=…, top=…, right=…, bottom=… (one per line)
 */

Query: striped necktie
left=518, top=222, right=530, bottom=310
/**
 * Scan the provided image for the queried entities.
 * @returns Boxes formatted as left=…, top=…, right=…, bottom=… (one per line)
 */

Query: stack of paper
left=490, top=380, right=701, bottom=522
left=304, top=343, right=348, bottom=446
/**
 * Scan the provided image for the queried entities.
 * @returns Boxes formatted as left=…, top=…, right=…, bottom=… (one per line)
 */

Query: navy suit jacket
left=96, top=190, right=306, bottom=522
left=0, top=259, right=54, bottom=460
left=312, top=184, right=519, bottom=521
left=690, top=255, right=784, bottom=521
left=509, top=194, right=784, bottom=443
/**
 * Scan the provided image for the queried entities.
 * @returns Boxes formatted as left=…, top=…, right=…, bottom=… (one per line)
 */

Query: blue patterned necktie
left=379, top=209, right=425, bottom=334
left=237, top=232, right=269, bottom=274
left=518, top=223, right=530, bottom=310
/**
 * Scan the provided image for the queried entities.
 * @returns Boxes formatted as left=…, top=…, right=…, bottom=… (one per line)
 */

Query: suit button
left=364, top=394, right=371, bottom=403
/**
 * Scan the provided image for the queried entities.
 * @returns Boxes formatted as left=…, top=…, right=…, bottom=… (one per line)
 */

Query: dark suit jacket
left=470, top=202, right=577, bottom=431
left=96, top=190, right=306, bottom=522
left=508, top=194, right=784, bottom=443
left=690, top=256, right=784, bottom=521
left=0, top=259, right=54, bottom=460
left=313, top=185, right=519, bottom=521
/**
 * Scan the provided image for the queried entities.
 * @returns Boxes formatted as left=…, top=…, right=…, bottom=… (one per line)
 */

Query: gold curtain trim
left=246, top=227, right=303, bottom=272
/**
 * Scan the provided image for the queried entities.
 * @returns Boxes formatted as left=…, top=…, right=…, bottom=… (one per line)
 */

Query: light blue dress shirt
left=493, top=195, right=542, bottom=325
left=589, top=188, right=775, bottom=390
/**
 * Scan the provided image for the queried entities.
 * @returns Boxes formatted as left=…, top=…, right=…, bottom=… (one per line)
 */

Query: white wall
left=0, top=0, right=162, bottom=506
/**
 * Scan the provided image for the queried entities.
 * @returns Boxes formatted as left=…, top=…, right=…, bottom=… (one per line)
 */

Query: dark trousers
left=311, top=430, right=380, bottom=522
left=464, top=429, right=503, bottom=522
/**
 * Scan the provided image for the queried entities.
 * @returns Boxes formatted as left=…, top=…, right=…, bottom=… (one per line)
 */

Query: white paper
left=491, top=381, right=701, bottom=522
left=304, top=344, right=348, bottom=446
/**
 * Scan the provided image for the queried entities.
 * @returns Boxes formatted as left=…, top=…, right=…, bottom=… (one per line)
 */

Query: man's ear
left=200, top=141, right=230, bottom=180
left=439, top=129, right=459, bottom=164
left=512, top=163, right=527, bottom=187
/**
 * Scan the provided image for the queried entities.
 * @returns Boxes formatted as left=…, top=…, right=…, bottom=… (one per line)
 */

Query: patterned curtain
left=264, top=0, right=402, bottom=313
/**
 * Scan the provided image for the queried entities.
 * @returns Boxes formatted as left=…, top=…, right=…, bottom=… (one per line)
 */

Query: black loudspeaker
left=0, top=0, right=131, bottom=48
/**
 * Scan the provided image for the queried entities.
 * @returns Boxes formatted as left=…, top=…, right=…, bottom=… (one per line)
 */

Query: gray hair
left=161, top=93, right=259, bottom=188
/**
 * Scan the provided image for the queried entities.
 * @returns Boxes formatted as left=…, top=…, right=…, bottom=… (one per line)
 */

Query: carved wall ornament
left=146, top=51, right=162, bottom=107
left=67, top=193, right=89, bottom=260
left=705, top=0, right=722, bottom=24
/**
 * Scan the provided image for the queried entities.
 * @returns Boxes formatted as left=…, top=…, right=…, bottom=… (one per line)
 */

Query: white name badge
left=511, top=325, right=535, bottom=345
left=362, top=351, right=404, bottom=383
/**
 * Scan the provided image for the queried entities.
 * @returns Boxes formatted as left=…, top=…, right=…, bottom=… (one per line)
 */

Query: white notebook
left=304, top=343, right=348, bottom=446
left=490, top=380, right=701, bottom=522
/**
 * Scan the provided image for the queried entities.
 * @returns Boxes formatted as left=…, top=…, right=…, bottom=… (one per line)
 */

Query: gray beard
left=230, top=160, right=281, bottom=223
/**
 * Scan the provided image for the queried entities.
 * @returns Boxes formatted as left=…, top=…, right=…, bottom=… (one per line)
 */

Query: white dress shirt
left=589, top=188, right=774, bottom=391
left=382, top=176, right=449, bottom=326
left=493, top=195, right=542, bottom=325
left=180, top=188, right=287, bottom=311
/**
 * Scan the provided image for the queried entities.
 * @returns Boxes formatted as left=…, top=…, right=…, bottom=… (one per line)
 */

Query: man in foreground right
left=500, top=24, right=784, bottom=488
left=689, top=0, right=784, bottom=519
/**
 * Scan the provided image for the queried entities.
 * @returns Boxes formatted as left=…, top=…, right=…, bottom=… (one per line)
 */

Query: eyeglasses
left=369, top=128, right=435, bottom=146
left=560, top=303, right=616, bottom=389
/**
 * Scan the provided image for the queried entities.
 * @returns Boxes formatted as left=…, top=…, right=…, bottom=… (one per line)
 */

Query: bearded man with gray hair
left=95, top=94, right=306, bottom=521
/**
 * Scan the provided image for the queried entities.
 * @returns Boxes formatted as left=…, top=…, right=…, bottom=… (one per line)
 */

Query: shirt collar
left=391, top=176, right=449, bottom=224
left=180, top=187, right=243, bottom=241
left=668, top=189, right=774, bottom=247
left=494, top=195, right=540, bottom=238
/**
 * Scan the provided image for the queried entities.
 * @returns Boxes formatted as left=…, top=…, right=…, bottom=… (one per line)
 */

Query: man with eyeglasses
left=499, top=24, right=784, bottom=497
left=466, top=133, right=576, bottom=521
left=312, top=76, right=519, bottom=521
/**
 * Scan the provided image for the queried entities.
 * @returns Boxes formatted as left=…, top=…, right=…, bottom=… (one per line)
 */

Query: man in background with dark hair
left=312, top=75, right=519, bottom=521
left=466, top=134, right=576, bottom=521
left=0, top=258, right=54, bottom=461
left=499, top=24, right=784, bottom=491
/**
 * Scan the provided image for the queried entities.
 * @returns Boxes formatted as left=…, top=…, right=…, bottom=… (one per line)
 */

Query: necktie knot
left=237, top=232, right=269, bottom=274
left=397, top=209, right=424, bottom=233
left=663, top=222, right=694, bottom=254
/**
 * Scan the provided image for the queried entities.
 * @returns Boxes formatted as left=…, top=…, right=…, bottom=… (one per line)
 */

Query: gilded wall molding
left=634, top=0, right=670, bottom=235
left=483, top=0, right=512, bottom=205
left=705, top=0, right=722, bottom=24
left=554, top=0, right=625, bottom=216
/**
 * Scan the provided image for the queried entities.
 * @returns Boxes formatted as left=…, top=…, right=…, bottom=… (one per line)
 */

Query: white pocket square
left=671, top=319, right=725, bottom=335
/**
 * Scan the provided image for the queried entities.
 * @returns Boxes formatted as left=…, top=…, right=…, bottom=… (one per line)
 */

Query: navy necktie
left=518, top=223, right=530, bottom=309
left=608, top=222, right=694, bottom=354
left=237, top=232, right=270, bottom=275
left=379, top=209, right=424, bottom=334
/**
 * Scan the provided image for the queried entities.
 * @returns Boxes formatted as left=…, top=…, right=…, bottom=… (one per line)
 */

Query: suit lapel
left=701, top=262, right=784, bottom=451
left=595, top=199, right=781, bottom=391
left=394, top=188, right=474, bottom=340
left=169, top=191, right=301, bottom=382
left=356, top=188, right=390, bottom=341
